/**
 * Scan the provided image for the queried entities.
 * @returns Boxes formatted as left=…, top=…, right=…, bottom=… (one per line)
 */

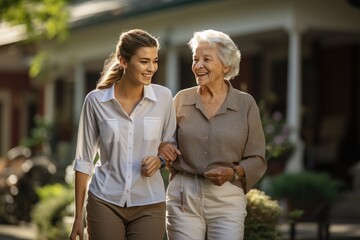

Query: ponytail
left=96, top=53, right=124, bottom=89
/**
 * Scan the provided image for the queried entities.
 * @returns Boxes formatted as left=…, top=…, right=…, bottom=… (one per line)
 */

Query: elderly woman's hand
left=204, top=166, right=234, bottom=186
left=158, top=142, right=181, bottom=166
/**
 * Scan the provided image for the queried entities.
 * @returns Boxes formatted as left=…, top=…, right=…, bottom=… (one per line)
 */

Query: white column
left=165, top=46, right=179, bottom=95
left=74, top=63, right=85, bottom=124
left=285, top=30, right=304, bottom=172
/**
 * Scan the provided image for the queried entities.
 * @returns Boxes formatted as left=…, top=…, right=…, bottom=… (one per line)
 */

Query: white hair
left=188, top=29, right=241, bottom=80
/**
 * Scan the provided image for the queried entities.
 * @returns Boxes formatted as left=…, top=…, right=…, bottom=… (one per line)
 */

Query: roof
left=0, top=0, right=214, bottom=46
left=70, top=0, right=214, bottom=29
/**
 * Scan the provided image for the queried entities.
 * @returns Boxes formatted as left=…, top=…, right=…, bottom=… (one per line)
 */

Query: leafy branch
left=1, top=0, right=71, bottom=79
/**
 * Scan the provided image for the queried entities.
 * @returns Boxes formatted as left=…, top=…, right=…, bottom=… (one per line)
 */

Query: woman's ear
left=119, top=56, right=127, bottom=69
left=223, top=66, right=231, bottom=74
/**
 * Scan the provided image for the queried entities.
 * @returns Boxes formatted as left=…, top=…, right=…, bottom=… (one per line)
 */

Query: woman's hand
left=69, top=218, right=84, bottom=240
left=158, top=142, right=181, bottom=166
left=204, top=166, right=234, bottom=186
left=141, top=156, right=161, bottom=177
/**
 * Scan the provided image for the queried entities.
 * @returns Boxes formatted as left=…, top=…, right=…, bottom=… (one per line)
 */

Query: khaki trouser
left=166, top=174, right=247, bottom=240
left=86, top=192, right=165, bottom=240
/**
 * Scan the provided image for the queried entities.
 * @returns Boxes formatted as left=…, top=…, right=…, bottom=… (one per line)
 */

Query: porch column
left=165, top=45, right=179, bottom=95
left=285, top=30, right=304, bottom=172
left=74, top=63, right=85, bottom=125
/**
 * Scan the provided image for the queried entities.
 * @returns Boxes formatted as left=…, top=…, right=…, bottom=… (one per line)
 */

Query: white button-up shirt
left=73, top=83, right=176, bottom=207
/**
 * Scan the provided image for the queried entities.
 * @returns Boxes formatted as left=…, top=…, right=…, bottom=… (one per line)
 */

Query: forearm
left=74, top=171, right=90, bottom=220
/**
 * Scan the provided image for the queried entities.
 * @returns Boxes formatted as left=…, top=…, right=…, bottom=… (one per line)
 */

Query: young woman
left=69, top=29, right=176, bottom=240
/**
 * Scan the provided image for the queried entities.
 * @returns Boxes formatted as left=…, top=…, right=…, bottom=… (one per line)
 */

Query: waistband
left=172, top=169, right=206, bottom=179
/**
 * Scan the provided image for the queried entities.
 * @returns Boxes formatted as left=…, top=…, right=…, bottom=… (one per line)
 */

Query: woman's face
left=122, top=47, right=158, bottom=86
left=191, top=42, right=228, bottom=87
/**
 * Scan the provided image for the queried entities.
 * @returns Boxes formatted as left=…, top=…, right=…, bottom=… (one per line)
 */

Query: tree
left=0, top=0, right=71, bottom=78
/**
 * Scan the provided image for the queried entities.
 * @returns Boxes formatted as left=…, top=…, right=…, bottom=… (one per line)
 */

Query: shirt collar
left=100, top=84, right=116, bottom=102
left=143, top=84, right=157, bottom=102
left=223, top=81, right=239, bottom=112
left=100, top=83, right=158, bottom=102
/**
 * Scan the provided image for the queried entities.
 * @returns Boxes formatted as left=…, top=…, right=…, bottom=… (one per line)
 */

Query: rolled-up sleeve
left=73, top=94, right=99, bottom=175
left=239, top=100, right=267, bottom=193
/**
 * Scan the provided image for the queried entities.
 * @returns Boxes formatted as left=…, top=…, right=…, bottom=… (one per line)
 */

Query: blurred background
left=0, top=0, right=360, bottom=239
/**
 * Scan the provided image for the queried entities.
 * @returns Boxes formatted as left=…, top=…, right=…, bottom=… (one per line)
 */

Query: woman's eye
left=140, top=61, right=148, bottom=64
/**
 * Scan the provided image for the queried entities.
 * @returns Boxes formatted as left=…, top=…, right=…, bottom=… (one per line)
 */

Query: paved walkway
left=278, top=222, right=360, bottom=240
left=0, top=223, right=35, bottom=240
left=0, top=222, right=359, bottom=240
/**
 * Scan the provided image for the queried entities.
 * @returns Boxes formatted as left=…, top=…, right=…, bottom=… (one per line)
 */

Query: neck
left=116, top=78, right=144, bottom=100
left=199, top=80, right=228, bottom=98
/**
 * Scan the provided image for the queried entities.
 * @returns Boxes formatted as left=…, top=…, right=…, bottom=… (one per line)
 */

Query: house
left=1, top=0, right=360, bottom=188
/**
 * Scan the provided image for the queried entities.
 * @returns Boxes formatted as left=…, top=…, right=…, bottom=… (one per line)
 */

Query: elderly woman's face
left=192, top=42, right=227, bottom=87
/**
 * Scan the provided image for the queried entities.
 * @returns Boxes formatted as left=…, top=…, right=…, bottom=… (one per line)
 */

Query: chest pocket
left=99, top=119, right=119, bottom=143
left=144, top=117, right=162, bottom=141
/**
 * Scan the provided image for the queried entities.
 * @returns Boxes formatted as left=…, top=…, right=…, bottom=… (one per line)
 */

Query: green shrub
left=31, top=183, right=73, bottom=240
left=245, top=189, right=283, bottom=240
left=267, top=171, right=343, bottom=205
left=266, top=171, right=344, bottom=222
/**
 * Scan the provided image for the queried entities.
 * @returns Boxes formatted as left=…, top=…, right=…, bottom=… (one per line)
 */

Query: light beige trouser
left=86, top=192, right=166, bottom=240
left=166, top=174, right=247, bottom=240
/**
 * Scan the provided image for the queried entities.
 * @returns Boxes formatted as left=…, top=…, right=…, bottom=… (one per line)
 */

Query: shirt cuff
left=73, top=158, right=93, bottom=175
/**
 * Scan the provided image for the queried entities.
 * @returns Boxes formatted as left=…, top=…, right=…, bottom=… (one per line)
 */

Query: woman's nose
left=194, top=60, right=204, bottom=69
left=147, top=63, right=156, bottom=71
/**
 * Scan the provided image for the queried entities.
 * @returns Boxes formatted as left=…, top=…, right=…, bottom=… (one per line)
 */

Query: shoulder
left=232, top=88, right=256, bottom=103
left=174, top=86, right=197, bottom=100
left=227, top=86, right=258, bottom=112
left=85, top=88, right=104, bottom=102
left=151, top=84, right=173, bottom=96
left=174, top=86, right=198, bottom=107
left=82, top=88, right=109, bottom=110
left=147, top=84, right=173, bottom=102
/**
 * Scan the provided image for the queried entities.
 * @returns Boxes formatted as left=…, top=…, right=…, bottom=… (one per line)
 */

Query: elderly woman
left=160, top=29, right=267, bottom=240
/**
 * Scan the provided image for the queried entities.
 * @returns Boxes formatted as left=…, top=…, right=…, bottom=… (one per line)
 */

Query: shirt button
left=204, top=151, right=207, bottom=154
left=126, top=190, right=129, bottom=193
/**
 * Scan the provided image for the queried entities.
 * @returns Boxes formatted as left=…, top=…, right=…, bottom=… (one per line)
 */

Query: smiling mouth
left=142, top=74, right=153, bottom=79
left=196, top=73, right=208, bottom=77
